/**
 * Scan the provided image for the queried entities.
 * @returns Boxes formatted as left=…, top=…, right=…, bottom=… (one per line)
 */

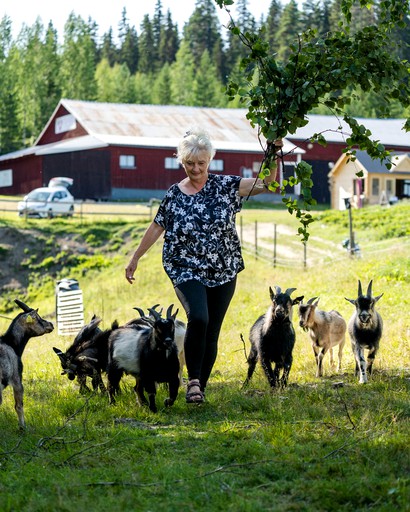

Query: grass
left=0, top=203, right=409, bottom=511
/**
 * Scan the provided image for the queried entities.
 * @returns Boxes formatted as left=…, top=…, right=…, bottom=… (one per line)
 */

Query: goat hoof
left=164, top=398, right=175, bottom=407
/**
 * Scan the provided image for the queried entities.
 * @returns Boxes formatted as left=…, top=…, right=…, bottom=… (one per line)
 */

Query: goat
left=298, top=297, right=346, bottom=377
left=107, top=304, right=180, bottom=412
left=0, top=299, right=54, bottom=429
left=130, top=305, right=186, bottom=384
left=345, top=280, right=383, bottom=384
left=243, top=286, right=303, bottom=389
left=53, top=315, right=112, bottom=394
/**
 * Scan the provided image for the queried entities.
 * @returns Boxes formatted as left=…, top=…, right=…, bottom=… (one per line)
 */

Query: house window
left=165, top=157, right=180, bottom=170
left=119, top=155, right=136, bottom=169
left=371, top=178, right=380, bottom=196
left=386, top=179, right=394, bottom=197
left=209, top=159, right=224, bottom=172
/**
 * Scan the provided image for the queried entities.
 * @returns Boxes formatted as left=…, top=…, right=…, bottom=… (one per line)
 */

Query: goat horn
left=166, top=304, right=174, bottom=319
left=148, top=308, right=161, bottom=321
left=274, top=285, right=282, bottom=295
left=133, top=307, right=146, bottom=317
left=358, top=280, right=363, bottom=297
left=285, top=288, right=297, bottom=296
left=366, top=280, right=373, bottom=297
left=307, top=297, right=318, bottom=305
left=14, top=299, right=33, bottom=312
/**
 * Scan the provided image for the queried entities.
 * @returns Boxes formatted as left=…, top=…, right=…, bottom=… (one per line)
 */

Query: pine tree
left=158, top=10, right=179, bottom=65
left=183, top=0, right=224, bottom=78
left=59, top=13, right=98, bottom=100
left=138, top=14, right=156, bottom=74
left=169, top=39, right=196, bottom=105
left=276, top=0, right=301, bottom=62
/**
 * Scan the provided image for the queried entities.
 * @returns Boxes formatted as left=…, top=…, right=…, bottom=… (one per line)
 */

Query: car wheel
left=47, top=209, right=54, bottom=219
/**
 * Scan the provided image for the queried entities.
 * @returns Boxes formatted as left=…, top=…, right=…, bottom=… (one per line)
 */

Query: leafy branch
left=215, top=0, right=410, bottom=241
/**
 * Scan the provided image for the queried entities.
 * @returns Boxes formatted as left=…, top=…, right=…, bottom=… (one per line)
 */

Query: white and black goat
left=298, top=297, right=346, bottom=377
left=107, top=305, right=181, bottom=412
left=243, top=286, right=303, bottom=389
left=53, top=315, right=112, bottom=394
left=345, top=280, right=383, bottom=384
left=0, top=299, right=54, bottom=429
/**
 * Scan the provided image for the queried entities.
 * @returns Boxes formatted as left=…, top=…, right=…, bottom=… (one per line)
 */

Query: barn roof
left=35, top=99, right=305, bottom=155
left=286, top=115, right=409, bottom=147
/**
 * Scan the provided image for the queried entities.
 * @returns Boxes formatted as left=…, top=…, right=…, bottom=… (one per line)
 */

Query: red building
left=0, top=100, right=303, bottom=201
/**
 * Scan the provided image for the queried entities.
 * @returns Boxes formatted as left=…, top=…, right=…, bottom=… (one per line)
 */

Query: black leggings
left=175, top=277, right=237, bottom=390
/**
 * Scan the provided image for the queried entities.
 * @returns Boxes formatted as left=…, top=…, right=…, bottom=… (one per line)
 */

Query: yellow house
left=328, top=150, right=410, bottom=209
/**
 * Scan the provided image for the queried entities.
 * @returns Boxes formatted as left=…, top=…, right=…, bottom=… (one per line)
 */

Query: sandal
left=186, top=379, right=204, bottom=404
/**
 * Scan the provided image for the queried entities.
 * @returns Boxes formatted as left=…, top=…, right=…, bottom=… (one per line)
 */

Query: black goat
left=0, top=299, right=54, bottom=429
left=243, top=286, right=303, bottom=389
left=107, top=305, right=180, bottom=412
left=53, top=315, right=113, bottom=394
left=345, top=280, right=383, bottom=383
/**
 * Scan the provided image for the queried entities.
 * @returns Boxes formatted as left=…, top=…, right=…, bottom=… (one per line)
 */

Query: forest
left=0, top=0, right=409, bottom=156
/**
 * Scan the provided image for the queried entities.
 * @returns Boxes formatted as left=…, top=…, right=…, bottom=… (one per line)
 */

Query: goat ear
left=148, top=308, right=161, bottom=321
left=53, top=347, right=63, bottom=355
left=269, top=286, right=276, bottom=300
left=25, top=315, right=34, bottom=324
left=345, top=297, right=355, bottom=305
left=293, top=295, right=304, bottom=305
left=373, top=293, right=383, bottom=303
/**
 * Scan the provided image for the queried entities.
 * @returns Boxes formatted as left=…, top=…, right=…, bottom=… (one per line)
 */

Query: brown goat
left=298, top=297, right=346, bottom=377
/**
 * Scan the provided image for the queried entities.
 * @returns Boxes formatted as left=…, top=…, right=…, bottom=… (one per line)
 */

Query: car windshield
left=26, top=191, right=51, bottom=202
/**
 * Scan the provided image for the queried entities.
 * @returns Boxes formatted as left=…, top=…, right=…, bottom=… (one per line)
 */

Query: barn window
left=371, top=177, right=380, bottom=196
left=165, top=157, right=180, bottom=170
left=209, top=159, right=224, bottom=172
left=119, top=155, right=136, bottom=169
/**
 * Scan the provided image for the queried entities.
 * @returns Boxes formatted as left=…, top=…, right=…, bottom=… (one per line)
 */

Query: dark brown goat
left=345, top=280, right=383, bottom=383
left=243, top=286, right=303, bottom=389
left=53, top=315, right=112, bottom=394
left=0, top=299, right=54, bottom=429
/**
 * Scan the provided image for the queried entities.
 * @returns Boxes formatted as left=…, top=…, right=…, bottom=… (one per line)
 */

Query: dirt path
left=239, top=222, right=344, bottom=265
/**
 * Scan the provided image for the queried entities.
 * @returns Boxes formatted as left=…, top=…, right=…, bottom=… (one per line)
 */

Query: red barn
left=0, top=100, right=303, bottom=202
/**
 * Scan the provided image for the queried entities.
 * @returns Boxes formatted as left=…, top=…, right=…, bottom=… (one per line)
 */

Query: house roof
left=329, top=149, right=410, bottom=177
left=286, top=114, right=409, bottom=148
left=36, top=99, right=305, bottom=156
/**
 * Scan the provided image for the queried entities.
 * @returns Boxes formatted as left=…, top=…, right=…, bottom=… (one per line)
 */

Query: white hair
left=176, top=126, right=216, bottom=164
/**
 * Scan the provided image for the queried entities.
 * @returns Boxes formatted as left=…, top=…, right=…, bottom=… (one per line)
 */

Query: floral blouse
left=154, top=173, right=244, bottom=287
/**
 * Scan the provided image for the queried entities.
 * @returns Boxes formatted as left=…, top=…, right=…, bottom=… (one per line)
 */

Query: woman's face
left=182, top=150, right=210, bottom=181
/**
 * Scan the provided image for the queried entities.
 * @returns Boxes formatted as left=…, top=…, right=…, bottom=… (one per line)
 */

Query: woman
left=125, top=127, right=279, bottom=404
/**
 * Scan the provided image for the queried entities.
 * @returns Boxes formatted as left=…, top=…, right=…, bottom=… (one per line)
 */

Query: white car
left=17, top=178, right=74, bottom=218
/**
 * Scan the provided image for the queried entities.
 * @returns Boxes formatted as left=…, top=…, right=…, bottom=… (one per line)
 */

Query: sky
left=2, top=0, right=286, bottom=42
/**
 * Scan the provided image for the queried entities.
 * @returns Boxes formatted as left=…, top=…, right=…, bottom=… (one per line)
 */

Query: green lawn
left=0, top=202, right=409, bottom=511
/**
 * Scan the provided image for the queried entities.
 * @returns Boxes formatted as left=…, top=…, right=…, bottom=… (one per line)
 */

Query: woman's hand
left=125, top=259, right=137, bottom=284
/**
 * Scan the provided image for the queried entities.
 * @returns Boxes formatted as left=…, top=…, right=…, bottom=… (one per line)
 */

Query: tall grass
left=0, top=204, right=409, bottom=511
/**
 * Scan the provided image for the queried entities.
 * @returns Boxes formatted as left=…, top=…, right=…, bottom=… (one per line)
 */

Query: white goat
left=298, top=297, right=346, bottom=377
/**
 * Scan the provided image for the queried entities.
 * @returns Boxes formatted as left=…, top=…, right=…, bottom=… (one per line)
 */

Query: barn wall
left=0, top=156, right=43, bottom=195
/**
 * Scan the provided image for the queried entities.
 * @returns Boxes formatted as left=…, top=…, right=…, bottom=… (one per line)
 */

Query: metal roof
left=45, top=99, right=304, bottom=155
left=286, top=114, right=409, bottom=147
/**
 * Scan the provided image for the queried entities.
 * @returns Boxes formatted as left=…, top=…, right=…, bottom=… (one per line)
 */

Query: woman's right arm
left=125, top=221, right=165, bottom=284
